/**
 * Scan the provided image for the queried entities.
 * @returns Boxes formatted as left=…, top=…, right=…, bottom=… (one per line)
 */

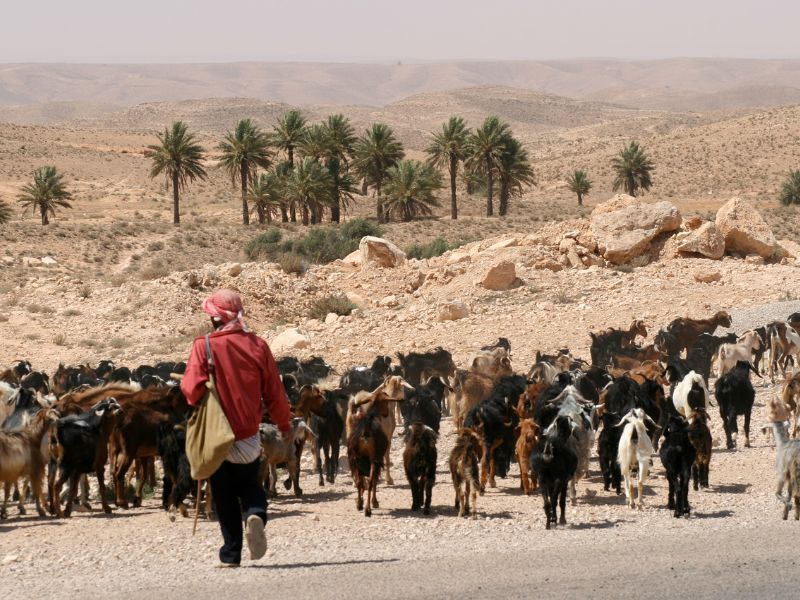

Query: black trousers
left=209, top=459, right=267, bottom=565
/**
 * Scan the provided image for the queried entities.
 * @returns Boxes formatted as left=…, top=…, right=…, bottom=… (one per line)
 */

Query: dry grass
left=52, top=332, right=67, bottom=346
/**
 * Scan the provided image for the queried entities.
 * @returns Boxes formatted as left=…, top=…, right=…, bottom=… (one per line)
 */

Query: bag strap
left=204, top=334, right=215, bottom=375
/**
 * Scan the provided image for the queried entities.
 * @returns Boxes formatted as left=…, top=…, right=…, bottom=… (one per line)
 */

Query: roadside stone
left=269, top=328, right=310, bottom=352
left=715, top=197, right=786, bottom=260
left=676, top=222, right=725, bottom=259
left=437, top=301, right=469, bottom=322
left=359, top=236, right=406, bottom=268
left=480, top=260, right=518, bottom=290
left=693, top=269, right=722, bottom=283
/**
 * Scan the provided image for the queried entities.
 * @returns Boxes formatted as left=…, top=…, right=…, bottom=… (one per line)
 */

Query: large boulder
left=715, top=198, right=786, bottom=259
left=359, top=236, right=406, bottom=268
left=480, top=260, right=518, bottom=290
left=676, top=222, right=725, bottom=260
left=590, top=199, right=682, bottom=265
left=269, top=328, right=310, bottom=353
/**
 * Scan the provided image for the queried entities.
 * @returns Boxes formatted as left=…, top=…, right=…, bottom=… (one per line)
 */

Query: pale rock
left=744, top=254, right=765, bottom=265
left=227, top=263, right=242, bottom=277
left=22, top=257, right=40, bottom=267
left=345, top=291, right=366, bottom=307
left=445, top=251, right=470, bottom=265
left=269, top=328, right=310, bottom=352
left=1, top=256, right=13, bottom=265
left=487, top=238, right=518, bottom=251
left=41, top=256, right=58, bottom=266
left=683, top=215, right=704, bottom=230
left=324, top=312, right=338, bottom=325
left=693, top=269, right=722, bottom=283
left=359, top=236, right=406, bottom=268
left=715, top=197, right=786, bottom=259
left=480, top=261, right=518, bottom=291
left=2, top=555, right=18, bottom=565
left=437, top=301, right=470, bottom=322
left=342, top=250, right=363, bottom=266
left=676, top=222, right=725, bottom=259
left=590, top=198, right=682, bottom=264
left=380, top=295, right=399, bottom=307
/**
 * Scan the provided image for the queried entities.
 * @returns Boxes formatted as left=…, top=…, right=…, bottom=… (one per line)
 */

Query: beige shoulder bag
left=185, top=334, right=235, bottom=481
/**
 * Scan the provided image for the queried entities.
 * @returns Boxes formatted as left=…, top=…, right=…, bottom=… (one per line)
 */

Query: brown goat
left=347, top=388, right=405, bottom=517
left=657, top=311, right=733, bottom=355
left=346, top=376, right=412, bottom=487
left=515, top=419, right=541, bottom=495
left=688, top=409, right=713, bottom=491
left=0, top=409, right=59, bottom=518
left=517, top=381, right=548, bottom=420
left=449, top=428, right=484, bottom=519
left=610, top=345, right=665, bottom=370
left=451, top=352, right=513, bottom=428
left=590, top=320, right=648, bottom=366
left=781, top=373, right=800, bottom=438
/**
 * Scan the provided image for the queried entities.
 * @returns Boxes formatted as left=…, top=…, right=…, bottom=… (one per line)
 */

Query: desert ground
left=2, top=59, right=800, bottom=599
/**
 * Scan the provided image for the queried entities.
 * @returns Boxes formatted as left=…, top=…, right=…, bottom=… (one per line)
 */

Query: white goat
left=672, top=371, right=710, bottom=419
left=763, top=395, right=800, bottom=520
left=617, top=408, right=656, bottom=509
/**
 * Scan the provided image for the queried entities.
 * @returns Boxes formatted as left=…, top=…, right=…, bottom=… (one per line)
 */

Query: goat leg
left=64, top=474, right=80, bottom=519
left=558, top=481, right=568, bottom=525
left=744, top=411, right=751, bottom=448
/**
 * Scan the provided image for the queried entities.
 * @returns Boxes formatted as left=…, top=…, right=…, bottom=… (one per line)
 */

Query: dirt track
left=1, top=382, right=796, bottom=600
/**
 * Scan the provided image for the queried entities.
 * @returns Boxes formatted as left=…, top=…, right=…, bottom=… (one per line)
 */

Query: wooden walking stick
left=192, top=479, right=203, bottom=536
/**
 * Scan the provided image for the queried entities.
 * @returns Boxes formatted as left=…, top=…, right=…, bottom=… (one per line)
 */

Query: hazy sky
left=1, top=0, right=797, bottom=63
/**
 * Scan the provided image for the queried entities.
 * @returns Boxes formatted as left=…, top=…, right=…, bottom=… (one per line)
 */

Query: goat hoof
left=18, top=506, right=26, bottom=516
left=423, top=507, right=430, bottom=515
left=168, top=512, right=176, bottom=522
left=545, top=522, right=551, bottom=530
left=372, top=499, right=379, bottom=509
left=318, top=478, right=325, bottom=487
left=365, top=509, right=371, bottom=517
left=133, top=498, right=142, bottom=509
left=294, top=489, right=303, bottom=497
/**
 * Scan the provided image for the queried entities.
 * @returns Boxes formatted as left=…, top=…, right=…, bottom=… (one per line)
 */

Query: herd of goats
left=3, top=309, right=800, bottom=531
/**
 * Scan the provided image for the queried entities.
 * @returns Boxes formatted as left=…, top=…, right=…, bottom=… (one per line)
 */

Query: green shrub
left=340, top=218, right=382, bottom=241
left=406, top=237, right=465, bottom=260
left=245, top=227, right=283, bottom=260
left=309, top=294, right=356, bottom=320
left=278, top=252, right=308, bottom=275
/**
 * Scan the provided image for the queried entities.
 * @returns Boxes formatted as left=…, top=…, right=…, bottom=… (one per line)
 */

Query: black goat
left=339, top=356, right=392, bottom=396
left=597, top=412, right=623, bottom=494
left=1, top=386, right=43, bottom=430
left=530, top=415, right=578, bottom=529
left=19, top=371, right=50, bottom=395
left=156, top=421, right=193, bottom=520
left=403, top=423, right=437, bottom=514
left=715, top=360, right=757, bottom=449
left=400, top=376, right=447, bottom=434
left=396, top=347, right=456, bottom=387
left=659, top=416, right=696, bottom=518
left=481, top=337, right=512, bottom=355
left=311, top=391, right=345, bottom=486
left=49, top=398, right=121, bottom=518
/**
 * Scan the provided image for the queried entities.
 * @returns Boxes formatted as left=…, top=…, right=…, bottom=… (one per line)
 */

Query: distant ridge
left=1, top=58, right=800, bottom=112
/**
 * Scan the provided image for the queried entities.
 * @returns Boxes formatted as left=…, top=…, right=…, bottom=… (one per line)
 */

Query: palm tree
left=284, top=157, right=333, bottom=225
left=324, top=114, right=357, bottom=161
left=497, top=137, right=535, bottom=216
left=273, top=110, right=307, bottom=223
left=466, top=116, right=511, bottom=216
left=383, top=160, right=442, bottom=222
left=248, top=171, right=284, bottom=224
left=353, top=123, right=405, bottom=222
left=779, top=170, right=800, bottom=206
left=567, top=169, right=592, bottom=206
left=144, top=121, right=207, bottom=226
left=0, top=199, right=11, bottom=225
left=611, top=141, right=654, bottom=197
left=218, top=119, right=272, bottom=225
left=17, top=166, right=73, bottom=225
left=426, top=116, right=470, bottom=220
left=325, top=156, right=357, bottom=224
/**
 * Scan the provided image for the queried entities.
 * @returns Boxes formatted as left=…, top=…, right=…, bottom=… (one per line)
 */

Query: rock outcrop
left=715, top=198, right=786, bottom=260
left=270, top=328, right=310, bottom=352
left=590, top=197, right=682, bottom=264
left=676, top=222, right=726, bottom=260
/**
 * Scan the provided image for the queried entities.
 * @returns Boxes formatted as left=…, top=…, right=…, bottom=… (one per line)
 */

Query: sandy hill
left=2, top=58, right=800, bottom=114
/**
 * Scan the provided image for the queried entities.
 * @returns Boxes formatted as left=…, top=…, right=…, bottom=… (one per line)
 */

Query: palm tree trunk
left=280, top=205, right=289, bottom=222
left=41, top=205, right=48, bottom=226
left=331, top=190, right=341, bottom=223
left=172, top=172, right=181, bottom=226
left=302, top=202, right=310, bottom=226
left=449, top=154, right=458, bottom=220
left=577, top=192, right=583, bottom=206
left=376, top=180, right=384, bottom=223
left=627, top=175, right=636, bottom=198
left=288, top=146, right=297, bottom=223
left=499, top=178, right=509, bottom=216
left=485, top=155, right=494, bottom=217
left=257, top=205, right=266, bottom=224
left=241, top=162, right=250, bottom=225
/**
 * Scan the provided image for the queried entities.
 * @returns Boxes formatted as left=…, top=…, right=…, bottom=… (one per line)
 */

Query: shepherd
left=181, top=289, right=291, bottom=568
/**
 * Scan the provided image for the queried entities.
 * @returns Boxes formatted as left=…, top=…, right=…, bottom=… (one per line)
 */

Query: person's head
left=202, top=289, right=246, bottom=331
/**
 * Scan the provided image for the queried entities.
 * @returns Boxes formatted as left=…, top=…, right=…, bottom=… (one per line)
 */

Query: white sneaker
left=245, top=515, right=267, bottom=560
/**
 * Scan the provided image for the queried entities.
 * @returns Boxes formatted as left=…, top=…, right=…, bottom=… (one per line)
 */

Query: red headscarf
left=202, top=289, right=249, bottom=332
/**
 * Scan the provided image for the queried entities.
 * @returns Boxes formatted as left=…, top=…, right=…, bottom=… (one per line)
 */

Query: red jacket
left=180, top=329, right=290, bottom=440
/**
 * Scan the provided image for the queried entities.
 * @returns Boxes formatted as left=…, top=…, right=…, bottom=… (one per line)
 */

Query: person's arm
left=180, top=338, right=208, bottom=407
left=261, top=343, right=291, bottom=434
